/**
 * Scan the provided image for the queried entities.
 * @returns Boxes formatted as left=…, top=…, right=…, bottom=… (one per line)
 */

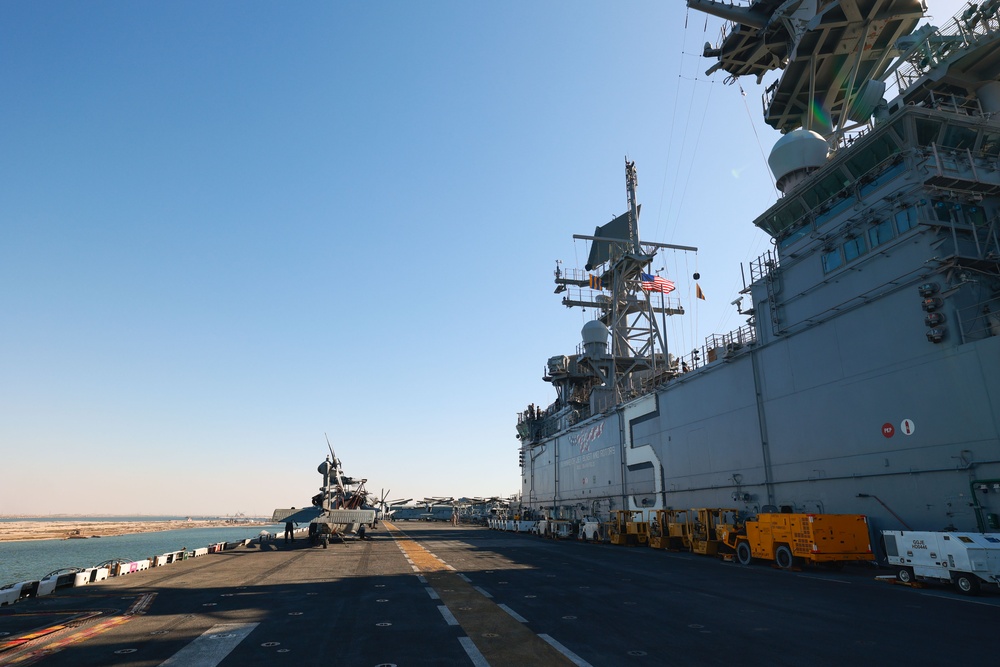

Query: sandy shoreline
left=0, top=520, right=269, bottom=543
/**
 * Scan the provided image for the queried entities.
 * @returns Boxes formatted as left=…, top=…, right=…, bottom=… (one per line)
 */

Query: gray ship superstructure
left=517, top=0, right=1000, bottom=534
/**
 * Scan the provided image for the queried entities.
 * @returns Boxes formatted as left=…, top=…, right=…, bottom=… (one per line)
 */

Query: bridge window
left=964, top=203, right=987, bottom=226
left=915, top=117, right=942, bottom=146
left=779, top=223, right=811, bottom=248
left=868, top=219, right=895, bottom=247
left=845, top=135, right=900, bottom=177
left=931, top=199, right=959, bottom=223
left=843, top=236, right=867, bottom=262
left=941, top=124, right=977, bottom=151
left=895, top=206, right=918, bottom=232
left=821, top=247, right=843, bottom=273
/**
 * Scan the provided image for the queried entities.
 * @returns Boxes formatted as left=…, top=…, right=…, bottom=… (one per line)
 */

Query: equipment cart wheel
left=775, top=545, right=794, bottom=569
left=736, top=541, right=753, bottom=566
left=895, top=567, right=915, bottom=584
left=953, top=572, right=980, bottom=596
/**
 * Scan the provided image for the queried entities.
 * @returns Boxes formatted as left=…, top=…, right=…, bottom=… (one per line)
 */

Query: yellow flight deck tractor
left=606, top=510, right=649, bottom=546
left=685, top=508, right=740, bottom=556
left=721, top=512, right=873, bottom=569
left=648, top=509, right=690, bottom=550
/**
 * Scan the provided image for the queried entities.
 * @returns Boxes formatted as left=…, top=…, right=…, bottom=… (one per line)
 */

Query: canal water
left=0, top=522, right=283, bottom=585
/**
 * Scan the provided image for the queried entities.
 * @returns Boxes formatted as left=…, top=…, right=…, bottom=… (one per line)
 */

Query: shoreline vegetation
left=0, top=519, right=269, bottom=543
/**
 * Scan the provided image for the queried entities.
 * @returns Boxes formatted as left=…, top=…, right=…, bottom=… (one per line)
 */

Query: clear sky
left=0, top=1, right=970, bottom=515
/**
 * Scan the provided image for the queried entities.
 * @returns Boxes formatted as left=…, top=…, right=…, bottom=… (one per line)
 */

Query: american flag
left=640, top=273, right=675, bottom=293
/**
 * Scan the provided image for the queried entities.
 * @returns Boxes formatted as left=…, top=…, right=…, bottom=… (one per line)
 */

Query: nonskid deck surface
left=0, top=524, right=996, bottom=667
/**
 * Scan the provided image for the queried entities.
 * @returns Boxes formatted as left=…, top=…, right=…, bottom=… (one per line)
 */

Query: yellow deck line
left=382, top=522, right=578, bottom=666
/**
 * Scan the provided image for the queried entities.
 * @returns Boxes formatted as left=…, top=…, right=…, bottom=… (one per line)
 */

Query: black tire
left=954, top=573, right=981, bottom=596
left=775, top=545, right=794, bottom=569
left=896, top=567, right=915, bottom=584
left=736, top=541, right=753, bottom=566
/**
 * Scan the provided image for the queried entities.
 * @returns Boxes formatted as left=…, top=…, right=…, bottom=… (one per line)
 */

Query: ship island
left=516, top=0, right=1000, bottom=537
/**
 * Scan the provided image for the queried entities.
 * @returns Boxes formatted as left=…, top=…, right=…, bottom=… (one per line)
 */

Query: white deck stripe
left=425, top=586, right=440, bottom=600
left=458, top=636, right=491, bottom=667
left=458, top=573, right=472, bottom=582
left=158, top=623, right=259, bottom=667
left=473, top=586, right=493, bottom=599
left=538, top=634, right=592, bottom=667
left=438, top=604, right=459, bottom=626
left=498, top=603, right=526, bottom=623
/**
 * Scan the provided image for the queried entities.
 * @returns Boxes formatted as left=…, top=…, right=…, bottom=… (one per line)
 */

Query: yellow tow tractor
left=606, top=510, right=649, bottom=546
left=721, top=512, right=873, bottom=569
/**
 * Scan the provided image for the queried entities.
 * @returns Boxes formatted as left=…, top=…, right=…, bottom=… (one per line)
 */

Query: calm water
left=0, top=523, right=283, bottom=585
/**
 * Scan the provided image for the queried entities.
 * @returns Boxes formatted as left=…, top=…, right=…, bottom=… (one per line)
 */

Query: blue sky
left=0, top=1, right=968, bottom=515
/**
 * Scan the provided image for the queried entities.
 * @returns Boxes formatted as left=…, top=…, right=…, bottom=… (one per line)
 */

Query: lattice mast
left=559, top=160, right=694, bottom=402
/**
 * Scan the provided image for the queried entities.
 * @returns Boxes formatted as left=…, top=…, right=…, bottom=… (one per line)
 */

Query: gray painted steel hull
left=519, top=3, right=1000, bottom=533
left=522, top=329, right=1000, bottom=532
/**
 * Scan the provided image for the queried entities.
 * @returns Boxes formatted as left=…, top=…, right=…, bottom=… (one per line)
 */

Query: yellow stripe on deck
left=382, top=522, right=580, bottom=667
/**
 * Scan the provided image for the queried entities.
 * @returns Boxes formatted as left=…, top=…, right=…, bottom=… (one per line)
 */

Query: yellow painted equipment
left=648, top=509, right=690, bottom=550
left=606, top=510, right=649, bottom=546
left=684, top=508, right=739, bottom=556
left=722, top=512, right=873, bottom=569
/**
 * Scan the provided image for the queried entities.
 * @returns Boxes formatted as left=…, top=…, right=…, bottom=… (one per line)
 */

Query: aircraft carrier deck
left=1, top=522, right=996, bottom=666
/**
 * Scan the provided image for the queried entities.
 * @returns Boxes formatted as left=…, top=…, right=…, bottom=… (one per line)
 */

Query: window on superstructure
left=767, top=199, right=807, bottom=237
left=895, top=206, right=919, bottom=232
left=964, top=204, right=987, bottom=226
left=980, top=132, right=1000, bottom=157
left=915, top=117, right=943, bottom=146
left=846, top=135, right=900, bottom=178
left=843, top=236, right=867, bottom=262
left=816, top=197, right=854, bottom=227
left=931, top=200, right=957, bottom=223
left=859, top=161, right=905, bottom=198
left=941, top=124, right=977, bottom=151
left=779, top=223, right=811, bottom=248
left=868, top=219, right=895, bottom=247
left=813, top=171, right=849, bottom=204
left=821, top=247, right=843, bottom=273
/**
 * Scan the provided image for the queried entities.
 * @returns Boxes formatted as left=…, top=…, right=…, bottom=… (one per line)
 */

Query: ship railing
left=639, top=323, right=757, bottom=393
left=560, top=287, right=611, bottom=309
left=557, top=267, right=590, bottom=283
left=749, top=249, right=779, bottom=283
left=519, top=402, right=594, bottom=442
left=830, top=124, right=875, bottom=154
left=704, top=325, right=756, bottom=354
left=890, top=1, right=997, bottom=100
left=955, top=293, right=1000, bottom=343
left=924, top=141, right=1000, bottom=186
left=919, top=91, right=983, bottom=116
left=922, top=205, right=1000, bottom=263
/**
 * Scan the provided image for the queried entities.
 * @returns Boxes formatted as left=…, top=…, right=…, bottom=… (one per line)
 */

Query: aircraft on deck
left=272, top=436, right=376, bottom=546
